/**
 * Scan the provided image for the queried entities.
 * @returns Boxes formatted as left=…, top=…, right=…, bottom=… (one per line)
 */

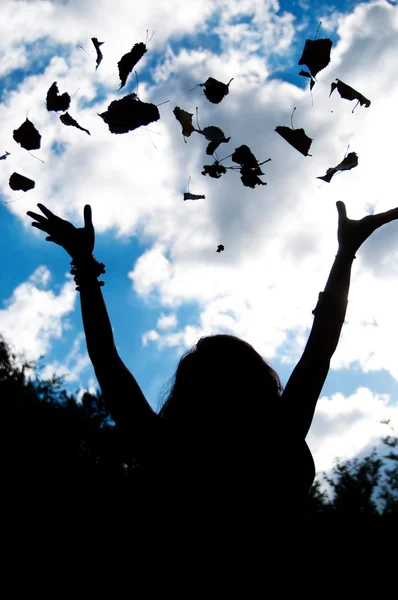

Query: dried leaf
left=196, top=125, right=231, bottom=155
left=0, top=151, right=10, bottom=160
left=201, top=162, right=227, bottom=179
left=216, top=245, right=224, bottom=253
left=46, top=82, right=71, bottom=112
left=329, top=79, right=371, bottom=110
left=231, top=144, right=269, bottom=187
left=317, top=152, right=358, bottom=183
left=197, top=77, right=233, bottom=104
left=231, top=145, right=258, bottom=169
left=298, top=38, right=332, bottom=79
left=118, top=42, right=147, bottom=89
left=275, top=126, right=312, bottom=156
left=60, top=112, right=91, bottom=135
left=92, top=37, right=104, bottom=70
left=240, top=166, right=267, bottom=188
left=183, top=192, right=205, bottom=201
left=13, top=118, right=41, bottom=150
left=173, top=107, right=195, bottom=139
left=9, top=172, right=35, bottom=192
left=99, top=93, right=160, bottom=134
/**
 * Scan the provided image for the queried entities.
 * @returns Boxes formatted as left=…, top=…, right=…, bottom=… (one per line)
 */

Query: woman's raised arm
left=281, top=201, right=397, bottom=438
left=27, top=204, right=157, bottom=438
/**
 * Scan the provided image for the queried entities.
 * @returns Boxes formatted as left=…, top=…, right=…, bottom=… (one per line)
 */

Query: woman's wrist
left=70, top=254, right=106, bottom=291
left=336, top=245, right=357, bottom=261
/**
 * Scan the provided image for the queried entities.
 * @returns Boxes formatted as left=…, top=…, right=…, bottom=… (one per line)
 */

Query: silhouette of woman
left=27, top=201, right=397, bottom=540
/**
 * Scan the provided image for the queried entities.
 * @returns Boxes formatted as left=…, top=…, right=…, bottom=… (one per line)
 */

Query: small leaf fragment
left=99, top=93, right=160, bottom=134
left=317, top=152, right=358, bottom=183
left=197, top=77, right=233, bottom=104
left=275, top=126, right=312, bottom=156
left=13, top=118, right=42, bottom=150
left=46, top=82, right=71, bottom=112
left=60, top=112, right=91, bottom=135
left=173, top=107, right=195, bottom=139
left=92, top=37, right=104, bottom=70
left=9, top=172, right=35, bottom=192
left=216, top=245, right=224, bottom=253
left=329, top=79, right=371, bottom=111
left=118, top=42, right=147, bottom=89
left=183, top=192, right=205, bottom=201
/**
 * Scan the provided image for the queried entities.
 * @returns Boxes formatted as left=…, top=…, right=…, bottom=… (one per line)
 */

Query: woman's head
left=159, top=334, right=282, bottom=428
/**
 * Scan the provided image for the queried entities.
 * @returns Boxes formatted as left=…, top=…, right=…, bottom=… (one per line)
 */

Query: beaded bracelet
left=70, top=255, right=106, bottom=291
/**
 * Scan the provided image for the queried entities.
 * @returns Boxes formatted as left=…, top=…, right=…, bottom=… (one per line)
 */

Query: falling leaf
left=9, top=172, right=35, bottom=192
left=329, top=79, right=371, bottom=111
left=216, top=245, right=224, bottom=253
left=317, top=152, right=358, bottom=183
left=99, top=93, right=160, bottom=134
left=46, top=82, right=71, bottom=112
left=13, top=118, right=41, bottom=150
left=231, top=144, right=269, bottom=188
left=239, top=166, right=267, bottom=188
left=118, top=42, right=147, bottom=89
left=195, top=125, right=231, bottom=155
left=183, top=192, right=205, bottom=201
left=0, top=151, right=10, bottom=160
left=298, top=38, right=332, bottom=79
left=275, top=126, right=312, bottom=156
left=231, top=145, right=258, bottom=169
left=173, top=107, right=195, bottom=139
left=196, top=77, right=233, bottom=104
left=201, top=162, right=227, bottom=179
left=92, top=37, right=104, bottom=70
left=60, top=112, right=91, bottom=135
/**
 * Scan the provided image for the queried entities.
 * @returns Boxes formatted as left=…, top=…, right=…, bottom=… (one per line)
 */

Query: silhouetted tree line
left=2, top=335, right=396, bottom=532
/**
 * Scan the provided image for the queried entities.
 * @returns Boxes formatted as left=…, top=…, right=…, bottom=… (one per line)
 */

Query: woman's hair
left=158, top=334, right=283, bottom=426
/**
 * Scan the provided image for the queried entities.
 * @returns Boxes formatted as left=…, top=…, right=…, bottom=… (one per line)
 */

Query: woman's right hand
left=27, top=203, right=95, bottom=260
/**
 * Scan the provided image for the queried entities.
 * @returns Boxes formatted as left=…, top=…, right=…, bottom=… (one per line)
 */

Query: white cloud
left=142, top=329, right=160, bottom=346
left=307, top=386, right=398, bottom=476
left=157, top=313, right=178, bottom=330
left=0, top=267, right=76, bottom=362
left=1, top=0, right=397, bottom=398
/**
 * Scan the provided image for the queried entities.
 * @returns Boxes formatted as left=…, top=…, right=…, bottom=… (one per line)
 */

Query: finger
left=83, top=204, right=93, bottom=229
left=37, top=203, right=56, bottom=220
left=31, top=222, right=50, bottom=233
left=27, top=211, right=48, bottom=224
left=336, top=201, right=347, bottom=220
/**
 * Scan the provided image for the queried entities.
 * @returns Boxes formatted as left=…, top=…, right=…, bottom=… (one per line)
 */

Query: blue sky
left=0, top=0, right=397, bottom=480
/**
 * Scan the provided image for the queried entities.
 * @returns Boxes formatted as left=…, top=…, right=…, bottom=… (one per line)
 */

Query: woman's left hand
left=336, top=201, right=398, bottom=257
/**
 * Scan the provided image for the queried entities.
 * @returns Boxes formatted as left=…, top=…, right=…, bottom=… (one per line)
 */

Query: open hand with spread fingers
left=336, top=201, right=398, bottom=258
left=27, top=203, right=95, bottom=260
